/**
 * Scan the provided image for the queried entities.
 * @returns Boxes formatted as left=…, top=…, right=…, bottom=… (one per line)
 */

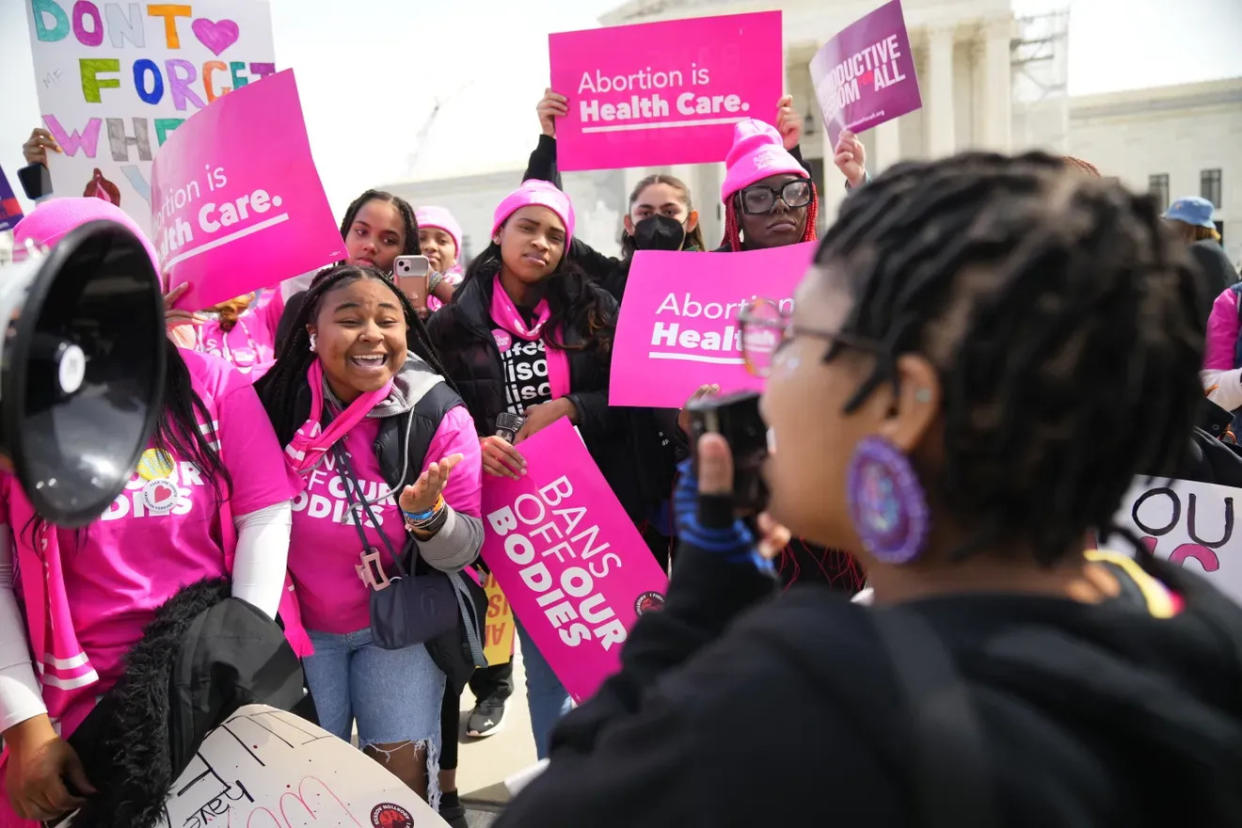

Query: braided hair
left=256, top=264, right=452, bottom=445
left=339, top=189, right=421, bottom=267
left=815, top=151, right=1204, bottom=565
left=721, top=182, right=819, bottom=252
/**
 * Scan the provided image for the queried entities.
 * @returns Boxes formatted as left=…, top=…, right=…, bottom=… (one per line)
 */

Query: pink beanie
left=415, top=205, right=463, bottom=259
left=720, top=119, right=808, bottom=203
left=15, top=197, right=160, bottom=274
left=491, top=180, right=574, bottom=244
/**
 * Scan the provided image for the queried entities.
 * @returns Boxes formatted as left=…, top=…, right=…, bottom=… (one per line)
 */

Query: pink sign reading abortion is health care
left=481, top=418, right=668, bottom=703
left=610, top=243, right=815, bottom=409
left=549, top=11, right=783, bottom=171
left=151, top=69, right=346, bottom=311
left=809, top=0, right=922, bottom=147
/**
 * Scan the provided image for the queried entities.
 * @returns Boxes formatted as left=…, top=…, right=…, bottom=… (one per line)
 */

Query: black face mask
left=632, top=214, right=687, bottom=251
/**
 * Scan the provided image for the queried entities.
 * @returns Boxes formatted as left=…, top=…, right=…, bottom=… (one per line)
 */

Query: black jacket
left=425, top=275, right=659, bottom=519
left=498, top=516, right=1242, bottom=826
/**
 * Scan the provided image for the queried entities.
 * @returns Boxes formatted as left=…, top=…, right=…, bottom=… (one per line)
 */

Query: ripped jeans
left=303, top=627, right=445, bottom=752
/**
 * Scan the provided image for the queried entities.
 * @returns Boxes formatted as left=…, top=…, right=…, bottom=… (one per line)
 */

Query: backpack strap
left=872, top=607, right=998, bottom=828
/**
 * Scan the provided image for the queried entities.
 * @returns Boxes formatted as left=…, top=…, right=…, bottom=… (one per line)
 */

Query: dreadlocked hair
left=338, top=189, right=421, bottom=264
left=618, top=174, right=708, bottom=260
left=721, top=182, right=819, bottom=252
left=460, top=242, right=615, bottom=354
left=816, top=151, right=1204, bottom=566
left=256, top=264, right=453, bottom=446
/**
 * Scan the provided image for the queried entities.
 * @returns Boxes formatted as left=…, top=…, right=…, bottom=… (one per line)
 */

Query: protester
left=713, top=114, right=865, bottom=592
left=165, top=288, right=287, bottom=381
left=525, top=89, right=707, bottom=302
left=496, top=151, right=1242, bottom=827
left=1164, top=197, right=1238, bottom=321
left=416, top=206, right=466, bottom=314
left=256, top=264, right=483, bottom=804
left=275, top=190, right=421, bottom=350
left=425, top=179, right=623, bottom=760
left=1, top=199, right=301, bottom=825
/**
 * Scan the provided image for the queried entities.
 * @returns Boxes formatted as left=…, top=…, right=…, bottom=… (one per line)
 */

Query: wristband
left=403, top=494, right=445, bottom=523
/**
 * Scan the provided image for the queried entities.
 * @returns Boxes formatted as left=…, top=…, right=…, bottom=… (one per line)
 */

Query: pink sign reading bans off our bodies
left=809, top=0, right=922, bottom=147
left=610, top=243, right=815, bottom=409
left=481, top=418, right=668, bottom=703
left=151, top=69, right=346, bottom=311
left=549, top=11, right=783, bottom=171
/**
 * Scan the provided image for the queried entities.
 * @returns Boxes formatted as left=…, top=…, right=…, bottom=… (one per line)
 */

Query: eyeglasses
left=739, top=180, right=814, bottom=216
left=738, top=297, right=888, bottom=378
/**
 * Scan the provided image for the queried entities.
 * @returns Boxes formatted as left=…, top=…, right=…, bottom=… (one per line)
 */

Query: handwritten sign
left=24, top=0, right=275, bottom=237
left=809, top=0, right=922, bottom=146
left=482, top=418, right=668, bottom=702
left=0, top=166, right=23, bottom=232
left=483, top=572, right=516, bottom=666
left=56, top=706, right=448, bottom=827
left=1105, top=476, right=1242, bottom=605
left=150, top=69, right=346, bottom=310
left=609, top=243, right=814, bottom=408
left=548, top=12, right=783, bottom=171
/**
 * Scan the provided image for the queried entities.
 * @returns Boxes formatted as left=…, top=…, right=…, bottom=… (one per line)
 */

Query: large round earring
left=308, top=333, right=318, bottom=353
left=846, top=436, right=930, bottom=564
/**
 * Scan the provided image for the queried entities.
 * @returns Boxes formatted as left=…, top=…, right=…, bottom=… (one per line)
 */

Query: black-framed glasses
left=739, top=179, right=813, bottom=215
left=738, top=297, right=887, bottom=378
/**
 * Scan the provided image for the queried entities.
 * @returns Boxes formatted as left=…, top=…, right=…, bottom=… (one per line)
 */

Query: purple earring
left=846, top=436, right=930, bottom=564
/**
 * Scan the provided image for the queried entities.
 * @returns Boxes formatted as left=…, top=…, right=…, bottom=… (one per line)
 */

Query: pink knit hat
left=492, top=180, right=574, bottom=244
left=720, top=119, right=808, bottom=203
left=414, top=205, right=463, bottom=259
left=15, top=197, right=160, bottom=274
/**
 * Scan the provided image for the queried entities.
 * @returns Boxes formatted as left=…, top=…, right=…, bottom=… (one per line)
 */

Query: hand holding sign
left=516, top=400, right=576, bottom=444
left=834, top=129, right=867, bottom=188
left=776, top=95, right=802, bottom=151
left=22, top=127, right=62, bottom=166
left=538, top=88, right=569, bottom=138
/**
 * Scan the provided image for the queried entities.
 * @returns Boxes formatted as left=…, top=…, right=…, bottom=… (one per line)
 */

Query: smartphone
left=393, top=254, right=430, bottom=310
left=686, top=390, right=770, bottom=514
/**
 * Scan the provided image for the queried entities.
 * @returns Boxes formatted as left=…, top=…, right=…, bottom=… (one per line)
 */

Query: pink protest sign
left=481, top=418, right=668, bottom=703
left=610, top=243, right=815, bottom=409
left=150, top=69, right=345, bottom=310
left=548, top=11, right=783, bottom=171
left=809, top=0, right=922, bottom=146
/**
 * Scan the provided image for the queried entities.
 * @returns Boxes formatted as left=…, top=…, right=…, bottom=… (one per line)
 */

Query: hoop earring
left=846, top=436, right=930, bottom=564
left=308, top=333, right=318, bottom=353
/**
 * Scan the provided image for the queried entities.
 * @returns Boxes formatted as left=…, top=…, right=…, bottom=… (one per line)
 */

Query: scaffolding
left=1010, top=8, right=1070, bottom=153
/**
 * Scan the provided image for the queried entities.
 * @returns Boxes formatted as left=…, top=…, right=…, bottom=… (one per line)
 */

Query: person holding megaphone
left=0, top=199, right=305, bottom=826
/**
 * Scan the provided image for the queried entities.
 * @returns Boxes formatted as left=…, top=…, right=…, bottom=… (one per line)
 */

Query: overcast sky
left=1, top=0, right=1239, bottom=218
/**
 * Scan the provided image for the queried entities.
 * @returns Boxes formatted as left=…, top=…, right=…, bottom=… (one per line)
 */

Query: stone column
left=982, top=17, right=1013, bottom=151
left=926, top=25, right=957, bottom=157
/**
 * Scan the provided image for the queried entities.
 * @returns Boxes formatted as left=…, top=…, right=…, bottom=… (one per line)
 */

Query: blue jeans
left=515, top=620, right=573, bottom=760
left=303, top=627, right=445, bottom=749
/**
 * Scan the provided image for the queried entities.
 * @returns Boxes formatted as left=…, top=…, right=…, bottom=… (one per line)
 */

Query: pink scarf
left=490, top=276, right=571, bottom=399
left=283, top=359, right=393, bottom=485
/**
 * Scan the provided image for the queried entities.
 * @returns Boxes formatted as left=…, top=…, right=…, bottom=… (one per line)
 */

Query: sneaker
left=466, top=695, right=506, bottom=738
left=438, top=790, right=468, bottom=828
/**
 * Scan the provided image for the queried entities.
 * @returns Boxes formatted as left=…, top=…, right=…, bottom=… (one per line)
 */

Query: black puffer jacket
left=426, top=275, right=652, bottom=519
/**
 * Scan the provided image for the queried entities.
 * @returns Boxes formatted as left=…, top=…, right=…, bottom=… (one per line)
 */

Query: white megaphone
left=1, top=220, right=164, bottom=526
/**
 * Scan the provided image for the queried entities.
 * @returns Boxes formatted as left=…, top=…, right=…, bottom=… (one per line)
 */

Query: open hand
left=400, top=453, right=464, bottom=513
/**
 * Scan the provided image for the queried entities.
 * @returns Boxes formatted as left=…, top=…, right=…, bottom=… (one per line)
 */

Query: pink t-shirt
left=194, top=290, right=285, bottom=381
left=289, top=405, right=482, bottom=634
left=56, top=350, right=296, bottom=684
